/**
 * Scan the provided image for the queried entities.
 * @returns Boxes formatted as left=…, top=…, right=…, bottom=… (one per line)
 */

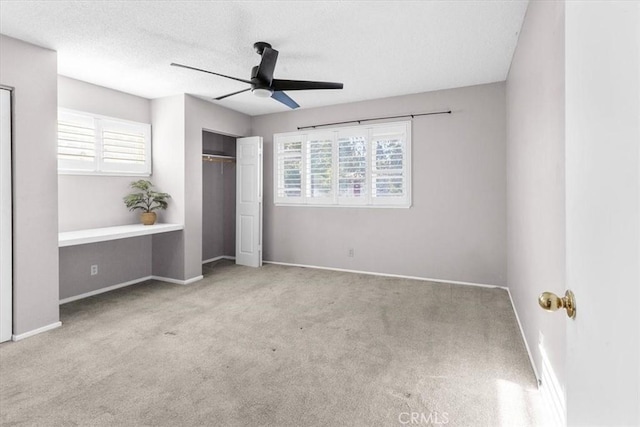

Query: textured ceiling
left=0, top=0, right=529, bottom=116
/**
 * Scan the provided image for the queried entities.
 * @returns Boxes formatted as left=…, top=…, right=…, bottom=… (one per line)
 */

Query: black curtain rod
left=297, top=110, right=452, bottom=130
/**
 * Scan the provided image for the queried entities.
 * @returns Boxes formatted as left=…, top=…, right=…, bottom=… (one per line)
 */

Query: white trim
left=58, top=108, right=152, bottom=176
left=539, top=343, right=566, bottom=427
left=11, top=321, right=62, bottom=341
left=202, top=255, right=236, bottom=264
left=274, top=121, right=412, bottom=208
left=0, top=88, right=12, bottom=343
left=273, top=203, right=411, bottom=209
left=57, top=170, right=151, bottom=177
left=505, top=288, right=540, bottom=382
left=59, top=223, right=183, bottom=247
left=59, top=276, right=153, bottom=305
left=150, top=275, right=203, bottom=286
left=263, top=260, right=505, bottom=290
left=59, top=274, right=204, bottom=305
left=504, top=289, right=566, bottom=426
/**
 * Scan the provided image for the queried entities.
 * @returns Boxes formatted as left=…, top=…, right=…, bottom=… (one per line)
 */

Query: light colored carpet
left=0, top=260, right=543, bottom=426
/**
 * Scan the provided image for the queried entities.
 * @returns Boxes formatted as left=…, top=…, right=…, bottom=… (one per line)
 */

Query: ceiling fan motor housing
left=250, top=65, right=273, bottom=96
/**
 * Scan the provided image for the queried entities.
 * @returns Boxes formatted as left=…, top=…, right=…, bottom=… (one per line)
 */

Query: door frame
left=0, top=86, right=13, bottom=343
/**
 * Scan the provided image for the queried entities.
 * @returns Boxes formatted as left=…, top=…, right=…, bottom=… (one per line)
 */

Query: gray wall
left=202, top=131, right=236, bottom=261
left=58, top=76, right=153, bottom=232
left=0, top=35, right=59, bottom=335
left=252, top=83, right=506, bottom=285
left=506, top=0, right=566, bottom=388
left=151, top=95, right=186, bottom=280
left=251, top=83, right=507, bottom=286
left=182, top=95, right=250, bottom=279
left=151, top=94, right=250, bottom=281
left=57, top=76, right=156, bottom=300
left=59, top=237, right=151, bottom=300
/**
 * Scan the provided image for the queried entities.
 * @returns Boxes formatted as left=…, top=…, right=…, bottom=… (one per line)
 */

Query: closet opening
left=202, top=130, right=236, bottom=267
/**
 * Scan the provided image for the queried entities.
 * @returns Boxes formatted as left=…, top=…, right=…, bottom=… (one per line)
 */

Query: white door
left=0, top=88, right=12, bottom=343
left=236, top=136, right=263, bottom=267
left=565, top=2, right=639, bottom=425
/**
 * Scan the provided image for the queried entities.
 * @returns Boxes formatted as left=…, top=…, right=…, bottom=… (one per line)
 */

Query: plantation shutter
left=57, top=110, right=97, bottom=172
left=274, top=134, right=304, bottom=204
left=305, top=132, right=334, bottom=203
left=273, top=121, right=411, bottom=207
left=57, top=109, right=152, bottom=175
left=337, top=130, right=368, bottom=204
left=100, top=119, right=151, bottom=174
left=371, top=124, right=409, bottom=205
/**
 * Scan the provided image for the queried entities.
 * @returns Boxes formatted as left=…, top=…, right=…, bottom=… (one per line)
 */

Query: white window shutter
left=100, top=119, right=151, bottom=174
left=57, top=110, right=97, bottom=172
left=57, top=109, right=152, bottom=176
left=371, top=124, right=410, bottom=206
left=274, top=134, right=304, bottom=204
left=274, top=121, right=411, bottom=208
left=337, top=129, right=368, bottom=205
left=305, top=132, right=334, bottom=203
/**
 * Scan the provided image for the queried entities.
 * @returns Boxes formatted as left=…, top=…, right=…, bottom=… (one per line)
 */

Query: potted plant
left=123, top=180, right=171, bottom=225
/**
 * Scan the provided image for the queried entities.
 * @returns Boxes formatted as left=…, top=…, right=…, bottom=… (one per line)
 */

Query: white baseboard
left=506, top=289, right=565, bottom=426
left=202, top=255, right=235, bottom=264
left=12, top=321, right=62, bottom=341
left=539, top=343, right=566, bottom=426
left=263, top=260, right=506, bottom=290
left=150, top=275, right=203, bottom=286
left=59, top=276, right=153, bottom=305
left=505, top=289, right=540, bottom=381
left=60, top=274, right=204, bottom=306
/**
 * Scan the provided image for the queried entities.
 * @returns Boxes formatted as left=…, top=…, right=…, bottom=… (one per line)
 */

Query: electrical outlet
left=348, top=248, right=354, bottom=257
left=90, top=265, right=98, bottom=276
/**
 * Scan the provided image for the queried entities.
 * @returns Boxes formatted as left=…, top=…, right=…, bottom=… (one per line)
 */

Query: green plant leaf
left=124, top=181, right=171, bottom=213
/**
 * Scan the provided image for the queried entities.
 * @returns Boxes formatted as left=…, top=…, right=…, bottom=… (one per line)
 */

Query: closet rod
left=202, top=154, right=235, bottom=163
left=297, top=110, right=452, bottom=130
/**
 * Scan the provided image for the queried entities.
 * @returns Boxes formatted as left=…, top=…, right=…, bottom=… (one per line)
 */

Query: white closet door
left=235, top=136, right=263, bottom=267
left=0, top=88, right=12, bottom=343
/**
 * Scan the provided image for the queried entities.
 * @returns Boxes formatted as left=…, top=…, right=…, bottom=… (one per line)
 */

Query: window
left=58, top=109, right=151, bottom=175
left=306, top=132, right=333, bottom=203
left=274, top=121, right=411, bottom=207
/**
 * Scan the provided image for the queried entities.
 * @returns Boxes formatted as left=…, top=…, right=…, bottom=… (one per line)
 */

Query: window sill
left=59, top=223, right=184, bottom=247
left=273, top=203, right=411, bottom=209
left=58, top=170, right=152, bottom=177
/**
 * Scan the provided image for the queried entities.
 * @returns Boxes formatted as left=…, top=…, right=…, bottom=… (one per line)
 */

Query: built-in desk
left=58, top=223, right=184, bottom=247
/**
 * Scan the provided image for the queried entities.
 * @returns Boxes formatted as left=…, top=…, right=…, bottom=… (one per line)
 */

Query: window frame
left=274, top=120, right=411, bottom=208
left=57, top=108, right=152, bottom=176
left=305, top=131, right=335, bottom=205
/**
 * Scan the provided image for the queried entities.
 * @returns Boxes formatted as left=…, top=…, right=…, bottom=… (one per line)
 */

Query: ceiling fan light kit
left=252, top=88, right=273, bottom=98
left=171, top=41, right=343, bottom=109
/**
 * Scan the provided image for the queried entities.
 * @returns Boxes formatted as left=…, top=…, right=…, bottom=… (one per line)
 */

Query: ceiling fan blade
left=271, top=79, right=343, bottom=91
left=256, top=47, right=279, bottom=85
left=214, top=88, right=251, bottom=100
left=271, top=91, right=300, bottom=109
left=171, top=63, right=252, bottom=85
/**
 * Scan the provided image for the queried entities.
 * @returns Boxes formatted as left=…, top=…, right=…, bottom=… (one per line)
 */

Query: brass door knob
left=538, top=290, right=576, bottom=319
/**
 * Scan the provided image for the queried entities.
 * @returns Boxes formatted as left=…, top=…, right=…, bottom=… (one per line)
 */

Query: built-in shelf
left=59, top=223, right=184, bottom=247
left=202, top=153, right=235, bottom=163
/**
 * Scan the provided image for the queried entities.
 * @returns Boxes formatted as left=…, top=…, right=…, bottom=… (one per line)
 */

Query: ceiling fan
left=171, top=42, right=343, bottom=109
